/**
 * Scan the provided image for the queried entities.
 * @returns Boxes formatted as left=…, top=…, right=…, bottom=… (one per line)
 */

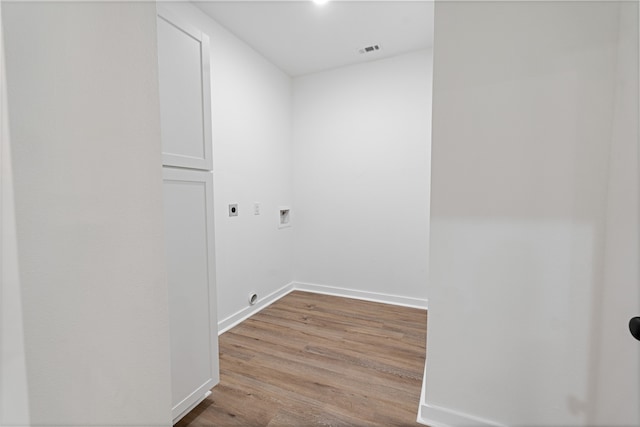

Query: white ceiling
left=193, top=1, right=434, bottom=76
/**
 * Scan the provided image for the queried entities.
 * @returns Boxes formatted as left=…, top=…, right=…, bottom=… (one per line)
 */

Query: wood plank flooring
left=177, top=291, right=427, bottom=426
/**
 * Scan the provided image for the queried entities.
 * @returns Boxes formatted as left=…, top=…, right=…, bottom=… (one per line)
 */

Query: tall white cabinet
left=156, top=6, right=219, bottom=424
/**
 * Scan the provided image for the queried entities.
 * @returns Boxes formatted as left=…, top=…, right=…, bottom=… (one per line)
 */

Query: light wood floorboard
left=177, top=290, right=427, bottom=426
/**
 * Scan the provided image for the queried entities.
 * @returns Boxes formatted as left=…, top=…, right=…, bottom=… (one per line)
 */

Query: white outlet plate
left=253, top=202, right=260, bottom=215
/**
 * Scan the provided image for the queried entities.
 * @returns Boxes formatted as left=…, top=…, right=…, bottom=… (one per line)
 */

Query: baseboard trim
left=417, top=364, right=428, bottom=424
left=217, top=282, right=294, bottom=334
left=218, top=281, right=428, bottom=335
left=418, top=402, right=506, bottom=427
left=293, top=281, right=428, bottom=310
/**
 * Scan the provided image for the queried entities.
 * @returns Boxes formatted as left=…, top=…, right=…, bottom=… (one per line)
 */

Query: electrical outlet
left=229, top=204, right=238, bottom=217
left=254, top=202, right=261, bottom=215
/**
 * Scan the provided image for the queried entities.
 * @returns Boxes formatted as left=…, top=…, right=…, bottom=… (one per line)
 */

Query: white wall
left=1, top=2, right=171, bottom=425
left=421, top=2, right=638, bottom=426
left=163, top=3, right=294, bottom=329
left=292, top=51, right=432, bottom=305
left=592, top=2, right=639, bottom=424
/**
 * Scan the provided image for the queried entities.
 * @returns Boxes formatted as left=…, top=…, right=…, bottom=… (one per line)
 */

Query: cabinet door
left=157, top=7, right=213, bottom=170
left=162, top=168, right=219, bottom=423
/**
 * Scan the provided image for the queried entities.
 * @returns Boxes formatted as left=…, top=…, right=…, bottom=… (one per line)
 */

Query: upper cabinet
left=157, top=7, right=213, bottom=170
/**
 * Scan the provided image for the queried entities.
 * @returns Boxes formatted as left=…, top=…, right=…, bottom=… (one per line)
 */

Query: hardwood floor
left=177, top=291, right=427, bottom=426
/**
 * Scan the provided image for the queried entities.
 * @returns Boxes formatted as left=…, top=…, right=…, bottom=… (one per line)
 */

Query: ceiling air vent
left=358, top=44, right=381, bottom=55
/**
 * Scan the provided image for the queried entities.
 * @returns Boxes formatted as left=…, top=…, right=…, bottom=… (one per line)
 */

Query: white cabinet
left=162, top=168, right=219, bottom=424
left=157, top=6, right=213, bottom=170
left=157, top=6, right=219, bottom=424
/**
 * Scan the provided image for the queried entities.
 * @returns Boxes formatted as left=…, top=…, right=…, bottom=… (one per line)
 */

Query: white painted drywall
left=161, top=3, right=294, bottom=325
left=591, top=3, right=640, bottom=425
left=0, top=4, right=30, bottom=422
left=292, top=51, right=431, bottom=302
left=422, top=2, right=637, bottom=426
left=1, top=2, right=171, bottom=425
left=193, top=1, right=434, bottom=77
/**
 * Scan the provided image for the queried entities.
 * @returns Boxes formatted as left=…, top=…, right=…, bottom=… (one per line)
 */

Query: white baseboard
left=293, top=281, right=428, bottom=310
left=417, top=364, right=428, bottom=424
left=418, top=402, right=506, bottom=427
left=217, top=282, right=294, bottom=334
left=218, top=281, right=428, bottom=335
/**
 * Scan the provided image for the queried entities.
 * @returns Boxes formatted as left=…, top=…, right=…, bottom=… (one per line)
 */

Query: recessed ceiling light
left=312, top=0, right=330, bottom=6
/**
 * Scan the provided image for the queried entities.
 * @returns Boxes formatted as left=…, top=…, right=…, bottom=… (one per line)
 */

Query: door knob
left=630, top=317, right=640, bottom=341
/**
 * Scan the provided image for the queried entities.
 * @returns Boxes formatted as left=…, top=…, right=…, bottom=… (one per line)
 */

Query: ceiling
left=193, top=1, right=434, bottom=77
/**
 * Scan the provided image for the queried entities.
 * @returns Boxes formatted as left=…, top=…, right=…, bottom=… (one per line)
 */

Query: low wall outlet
left=229, top=204, right=238, bottom=217
left=254, top=202, right=261, bottom=215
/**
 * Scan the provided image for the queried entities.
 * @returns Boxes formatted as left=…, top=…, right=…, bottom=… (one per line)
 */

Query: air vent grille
left=358, top=44, right=381, bottom=54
